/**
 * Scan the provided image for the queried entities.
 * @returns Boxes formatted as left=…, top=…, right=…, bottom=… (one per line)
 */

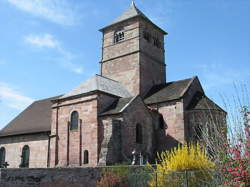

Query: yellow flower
left=148, top=142, right=215, bottom=187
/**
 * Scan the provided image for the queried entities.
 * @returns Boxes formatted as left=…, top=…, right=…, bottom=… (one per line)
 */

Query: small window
left=70, top=111, right=79, bottom=130
left=159, top=115, right=164, bottom=129
left=114, top=31, right=124, bottom=43
left=0, top=147, right=6, bottom=167
left=83, top=150, right=89, bottom=164
left=136, top=124, right=143, bottom=144
left=143, top=31, right=151, bottom=42
left=20, top=145, right=29, bottom=168
left=153, top=37, right=161, bottom=48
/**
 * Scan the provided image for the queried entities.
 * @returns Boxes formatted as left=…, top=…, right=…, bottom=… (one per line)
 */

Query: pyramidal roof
left=100, top=2, right=167, bottom=34
left=60, top=75, right=132, bottom=99
left=112, top=1, right=148, bottom=24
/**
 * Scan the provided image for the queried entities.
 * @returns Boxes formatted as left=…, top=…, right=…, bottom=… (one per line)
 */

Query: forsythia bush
left=158, top=143, right=215, bottom=171
left=148, top=143, right=215, bottom=187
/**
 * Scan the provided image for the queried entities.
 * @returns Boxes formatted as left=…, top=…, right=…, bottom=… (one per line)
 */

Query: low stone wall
left=0, top=167, right=103, bottom=187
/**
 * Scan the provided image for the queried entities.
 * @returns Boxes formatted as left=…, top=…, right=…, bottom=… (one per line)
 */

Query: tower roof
left=112, top=1, right=148, bottom=24
left=100, top=2, right=167, bottom=34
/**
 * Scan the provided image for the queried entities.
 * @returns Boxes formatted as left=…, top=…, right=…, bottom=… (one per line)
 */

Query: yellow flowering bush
left=148, top=142, right=215, bottom=187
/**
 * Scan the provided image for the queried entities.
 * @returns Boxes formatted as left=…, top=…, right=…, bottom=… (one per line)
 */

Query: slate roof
left=60, top=75, right=132, bottom=99
left=0, top=96, right=61, bottom=137
left=112, top=2, right=148, bottom=24
left=100, top=2, right=167, bottom=34
left=100, top=96, right=135, bottom=116
left=188, top=95, right=225, bottom=111
left=144, top=77, right=195, bottom=104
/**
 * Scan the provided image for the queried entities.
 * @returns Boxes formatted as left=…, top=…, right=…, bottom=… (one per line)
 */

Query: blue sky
left=0, top=0, right=249, bottom=129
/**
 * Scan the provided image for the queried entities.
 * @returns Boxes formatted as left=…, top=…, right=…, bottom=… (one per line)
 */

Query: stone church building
left=0, top=3, right=225, bottom=168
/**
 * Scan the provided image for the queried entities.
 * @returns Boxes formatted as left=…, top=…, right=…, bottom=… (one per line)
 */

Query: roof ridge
left=179, top=76, right=197, bottom=97
left=120, top=95, right=138, bottom=113
left=37, top=95, right=63, bottom=102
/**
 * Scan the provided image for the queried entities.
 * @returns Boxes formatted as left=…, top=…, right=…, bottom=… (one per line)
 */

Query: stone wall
left=98, top=117, right=122, bottom=165
left=139, top=19, right=166, bottom=95
left=50, top=94, right=99, bottom=167
left=122, top=96, right=154, bottom=162
left=0, top=167, right=102, bottom=187
left=0, top=133, right=49, bottom=168
left=0, top=166, right=148, bottom=187
left=101, top=18, right=140, bottom=95
left=185, top=110, right=227, bottom=142
left=149, top=100, right=185, bottom=152
left=101, top=17, right=166, bottom=96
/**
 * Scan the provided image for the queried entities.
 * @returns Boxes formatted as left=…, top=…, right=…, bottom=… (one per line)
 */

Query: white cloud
left=24, top=34, right=59, bottom=48
left=24, top=33, right=84, bottom=74
left=0, top=82, right=34, bottom=110
left=6, top=0, right=79, bottom=25
left=57, top=47, right=84, bottom=75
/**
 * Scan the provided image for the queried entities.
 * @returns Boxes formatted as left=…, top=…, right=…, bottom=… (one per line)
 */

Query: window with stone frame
left=0, top=147, right=6, bottom=167
left=20, top=145, right=29, bottom=168
left=114, top=30, right=125, bottom=43
left=70, top=111, right=79, bottom=130
left=143, top=31, right=151, bottom=42
left=136, top=123, right=143, bottom=144
left=83, top=150, right=89, bottom=164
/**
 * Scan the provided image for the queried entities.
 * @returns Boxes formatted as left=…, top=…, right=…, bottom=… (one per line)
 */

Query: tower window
left=136, top=123, right=143, bottom=144
left=114, top=31, right=124, bottom=43
left=70, top=111, right=79, bottom=130
left=143, top=31, right=151, bottom=42
left=83, top=150, right=89, bottom=164
left=20, top=145, right=29, bottom=168
left=0, top=147, right=6, bottom=167
left=153, top=37, right=161, bottom=48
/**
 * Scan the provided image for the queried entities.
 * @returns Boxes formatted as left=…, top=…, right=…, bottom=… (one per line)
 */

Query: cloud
left=0, top=82, right=34, bottom=110
left=24, top=34, right=59, bottom=48
left=6, top=0, right=80, bottom=25
left=24, top=33, right=84, bottom=74
left=57, top=47, right=84, bottom=74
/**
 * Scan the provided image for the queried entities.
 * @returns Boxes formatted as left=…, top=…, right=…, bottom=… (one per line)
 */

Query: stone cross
left=2, top=162, right=9, bottom=168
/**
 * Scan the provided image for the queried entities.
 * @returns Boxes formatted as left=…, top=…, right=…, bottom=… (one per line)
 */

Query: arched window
left=70, top=111, right=79, bottom=130
left=114, top=31, right=124, bottom=43
left=83, top=150, right=89, bottom=164
left=143, top=31, right=151, bottom=42
left=159, top=115, right=164, bottom=129
left=136, top=124, right=142, bottom=144
left=0, top=147, right=6, bottom=167
left=20, top=145, right=29, bottom=168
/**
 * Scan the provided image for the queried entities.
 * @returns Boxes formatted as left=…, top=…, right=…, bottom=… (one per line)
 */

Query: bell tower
left=100, top=2, right=167, bottom=96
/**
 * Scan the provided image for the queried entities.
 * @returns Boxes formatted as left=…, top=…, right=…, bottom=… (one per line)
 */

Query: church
left=0, top=2, right=225, bottom=168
